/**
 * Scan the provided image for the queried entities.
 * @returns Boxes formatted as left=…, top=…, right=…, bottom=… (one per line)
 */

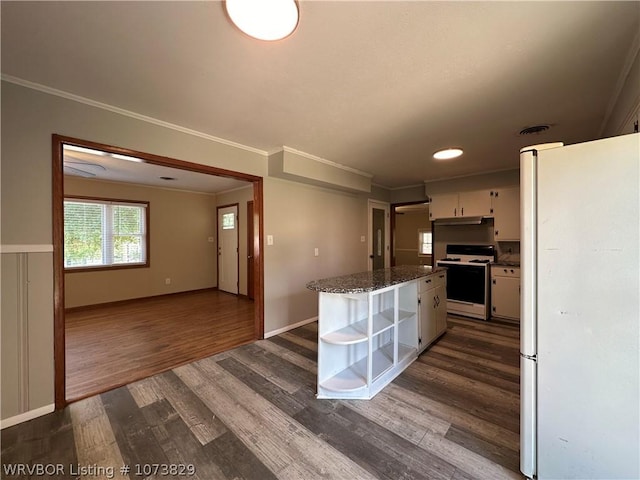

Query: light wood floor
left=4, top=316, right=522, bottom=479
left=65, top=290, right=256, bottom=401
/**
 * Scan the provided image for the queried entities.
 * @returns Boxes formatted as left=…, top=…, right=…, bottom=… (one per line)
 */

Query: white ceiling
left=62, top=147, right=250, bottom=194
left=2, top=1, right=639, bottom=189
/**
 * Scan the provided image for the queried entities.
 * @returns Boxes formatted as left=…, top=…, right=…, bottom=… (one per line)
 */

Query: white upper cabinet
left=428, top=193, right=459, bottom=220
left=429, top=190, right=493, bottom=220
left=492, top=186, right=520, bottom=241
left=458, top=190, right=493, bottom=217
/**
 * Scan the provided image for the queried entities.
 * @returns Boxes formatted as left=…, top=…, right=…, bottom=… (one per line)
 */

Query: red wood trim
left=253, top=179, right=265, bottom=339
left=54, top=135, right=262, bottom=183
left=52, top=134, right=265, bottom=408
left=52, top=135, right=66, bottom=409
left=247, top=201, right=255, bottom=300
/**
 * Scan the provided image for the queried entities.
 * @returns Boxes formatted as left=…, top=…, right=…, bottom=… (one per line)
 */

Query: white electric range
left=436, top=244, right=495, bottom=320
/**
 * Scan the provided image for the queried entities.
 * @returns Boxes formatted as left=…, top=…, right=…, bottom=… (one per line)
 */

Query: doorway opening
left=367, top=200, right=390, bottom=270
left=52, top=134, right=264, bottom=408
left=391, top=201, right=432, bottom=267
left=217, top=203, right=240, bottom=295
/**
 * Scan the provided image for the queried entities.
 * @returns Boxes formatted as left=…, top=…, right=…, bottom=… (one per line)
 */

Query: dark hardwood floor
left=4, top=316, right=522, bottom=479
left=65, top=290, right=256, bottom=401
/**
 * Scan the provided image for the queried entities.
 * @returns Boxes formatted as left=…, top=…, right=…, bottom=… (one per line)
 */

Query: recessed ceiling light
left=433, top=148, right=463, bottom=160
left=225, top=0, right=299, bottom=41
left=112, top=153, right=143, bottom=163
left=64, top=145, right=106, bottom=156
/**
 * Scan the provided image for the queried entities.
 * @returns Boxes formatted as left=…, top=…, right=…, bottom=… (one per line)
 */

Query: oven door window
left=444, top=264, right=486, bottom=304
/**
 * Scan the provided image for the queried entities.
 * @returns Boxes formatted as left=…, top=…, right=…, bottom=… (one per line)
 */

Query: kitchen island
left=307, top=265, right=447, bottom=400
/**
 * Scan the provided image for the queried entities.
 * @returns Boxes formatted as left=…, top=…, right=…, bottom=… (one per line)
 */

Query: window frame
left=63, top=195, right=150, bottom=273
left=418, top=228, right=433, bottom=257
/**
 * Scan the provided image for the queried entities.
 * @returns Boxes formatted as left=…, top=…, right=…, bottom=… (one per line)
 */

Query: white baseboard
left=1, top=404, right=55, bottom=429
left=265, top=316, right=318, bottom=338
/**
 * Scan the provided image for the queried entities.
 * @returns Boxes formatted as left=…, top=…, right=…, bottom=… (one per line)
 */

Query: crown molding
left=423, top=166, right=520, bottom=185
left=1, top=74, right=268, bottom=157
left=599, top=29, right=640, bottom=137
left=281, top=146, right=374, bottom=179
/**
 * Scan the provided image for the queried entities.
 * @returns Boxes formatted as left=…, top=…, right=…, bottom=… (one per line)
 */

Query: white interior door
left=218, top=205, right=239, bottom=294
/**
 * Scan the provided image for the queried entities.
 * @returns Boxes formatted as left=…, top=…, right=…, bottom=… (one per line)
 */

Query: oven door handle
left=450, top=300, right=475, bottom=306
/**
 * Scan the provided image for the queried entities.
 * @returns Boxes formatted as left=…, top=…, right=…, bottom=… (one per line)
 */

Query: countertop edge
left=306, top=265, right=447, bottom=294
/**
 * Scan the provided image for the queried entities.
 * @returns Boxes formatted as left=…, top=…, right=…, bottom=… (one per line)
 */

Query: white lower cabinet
left=491, top=266, right=521, bottom=320
left=418, top=272, right=447, bottom=353
left=317, top=280, right=418, bottom=399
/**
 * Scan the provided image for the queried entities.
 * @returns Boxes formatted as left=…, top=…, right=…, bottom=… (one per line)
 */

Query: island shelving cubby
left=315, top=279, right=419, bottom=399
left=307, top=265, right=448, bottom=400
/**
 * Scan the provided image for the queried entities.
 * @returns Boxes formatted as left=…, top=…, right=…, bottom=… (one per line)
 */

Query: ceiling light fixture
left=64, top=145, right=107, bottom=156
left=433, top=148, right=463, bottom=160
left=112, top=153, right=144, bottom=163
left=225, top=0, right=299, bottom=41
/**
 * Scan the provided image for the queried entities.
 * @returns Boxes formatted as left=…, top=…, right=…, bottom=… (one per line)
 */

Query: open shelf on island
left=314, top=275, right=436, bottom=399
left=397, top=342, right=415, bottom=364
left=322, top=313, right=393, bottom=345
left=397, top=308, right=416, bottom=324
left=320, top=343, right=395, bottom=392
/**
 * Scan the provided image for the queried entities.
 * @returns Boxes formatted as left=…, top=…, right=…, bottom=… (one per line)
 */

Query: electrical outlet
left=360, top=235, right=366, bottom=242
left=165, top=278, right=171, bottom=285
left=267, top=235, right=274, bottom=245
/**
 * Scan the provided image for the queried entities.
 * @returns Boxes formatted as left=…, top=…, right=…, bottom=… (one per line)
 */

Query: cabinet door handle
left=425, top=279, right=432, bottom=284
left=495, top=230, right=499, bottom=236
left=454, top=208, right=457, bottom=216
left=461, top=207, right=464, bottom=216
left=439, top=274, right=445, bottom=279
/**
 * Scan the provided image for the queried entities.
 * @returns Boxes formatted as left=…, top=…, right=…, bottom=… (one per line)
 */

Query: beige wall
left=263, top=177, right=368, bottom=333
left=1, top=252, right=54, bottom=420
left=64, top=177, right=218, bottom=308
left=216, top=185, right=254, bottom=296
left=0, top=81, right=371, bottom=422
left=394, top=209, right=431, bottom=266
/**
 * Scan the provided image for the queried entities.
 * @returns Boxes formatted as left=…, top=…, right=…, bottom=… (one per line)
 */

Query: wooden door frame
left=216, top=203, right=240, bottom=295
left=247, top=200, right=254, bottom=300
left=52, top=134, right=265, bottom=409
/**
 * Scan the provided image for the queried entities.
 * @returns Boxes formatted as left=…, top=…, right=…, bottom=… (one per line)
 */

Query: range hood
left=434, top=216, right=486, bottom=226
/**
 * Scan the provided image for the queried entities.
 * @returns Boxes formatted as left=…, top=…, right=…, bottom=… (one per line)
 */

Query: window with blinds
left=64, top=197, right=149, bottom=269
left=418, top=229, right=433, bottom=256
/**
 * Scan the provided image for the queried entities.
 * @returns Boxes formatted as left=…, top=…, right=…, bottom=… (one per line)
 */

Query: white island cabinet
left=307, top=265, right=447, bottom=400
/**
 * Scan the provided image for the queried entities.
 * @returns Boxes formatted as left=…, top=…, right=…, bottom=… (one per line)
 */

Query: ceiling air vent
left=519, top=125, right=550, bottom=135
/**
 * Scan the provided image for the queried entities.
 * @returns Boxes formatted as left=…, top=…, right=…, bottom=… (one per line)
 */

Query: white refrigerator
left=520, top=133, right=640, bottom=480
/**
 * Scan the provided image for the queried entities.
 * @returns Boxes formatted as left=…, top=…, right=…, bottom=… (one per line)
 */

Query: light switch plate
left=267, top=235, right=274, bottom=245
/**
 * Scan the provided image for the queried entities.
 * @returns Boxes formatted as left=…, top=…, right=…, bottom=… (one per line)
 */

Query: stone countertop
left=306, top=265, right=447, bottom=294
left=493, top=262, right=521, bottom=267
